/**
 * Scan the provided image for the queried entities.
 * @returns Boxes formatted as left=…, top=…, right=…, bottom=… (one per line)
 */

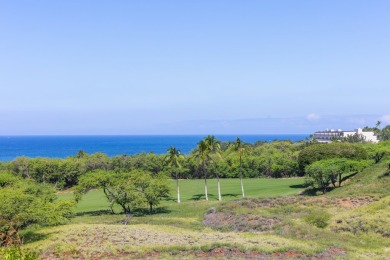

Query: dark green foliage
left=298, top=143, right=368, bottom=174
left=111, top=153, right=164, bottom=174
left=7, top=157, right=87, bottom=189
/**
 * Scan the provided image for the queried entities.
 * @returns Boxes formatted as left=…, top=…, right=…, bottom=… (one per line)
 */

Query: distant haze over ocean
left=0, top=135, right=308, bottom=162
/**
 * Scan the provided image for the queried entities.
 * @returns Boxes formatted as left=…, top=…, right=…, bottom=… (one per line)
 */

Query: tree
left=305, top=161, right=336, bottom=194
left=194, top=140, right=211, bottom=201
left=75, top=170, right=169, bottom=215
left=231, top=138, right=246, bottom=198
left=75, top=171, right=139, bottom=214
left=74, top=170, right=118, bottom=213
left=363, top=143, right=390, bottom=164
left=380, top=125, right=390, bottom=141
left=204, top=135, right=223, bottom=201
left=166, top=146, right=183, bottom=203
left=0, top=172, right=73, bottom=247
left=9, top=157, right=31, bottom=179
left=131, top=171, right=170, bottom=214
left=298, top=143, right=368, bottom=174
left=304, top=158, right=369, bottom=193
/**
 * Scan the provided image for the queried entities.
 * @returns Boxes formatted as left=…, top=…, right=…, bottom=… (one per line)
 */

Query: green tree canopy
left=305, top=158, right=369, bottom=193
left=298, top=143, right=368, bottom=174
left=75, top=170, right=169, bottom=215
left=0, top=172, right=73, bottom=247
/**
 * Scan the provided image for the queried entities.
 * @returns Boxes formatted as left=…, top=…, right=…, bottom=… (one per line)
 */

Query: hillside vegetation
left=16, top=158, right=390, bottom=259
left=1, top=139, right=390, bottom=259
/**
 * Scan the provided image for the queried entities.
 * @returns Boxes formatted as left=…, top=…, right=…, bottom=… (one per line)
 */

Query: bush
left=304, top=209, right=331, bottom=228
left=0, top=246, right=38, bottom=260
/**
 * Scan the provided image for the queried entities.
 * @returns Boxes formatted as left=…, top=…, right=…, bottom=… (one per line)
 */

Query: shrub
left=0, top=246, right=38, bottom=260
left=304, top=209, right=331, bottom=228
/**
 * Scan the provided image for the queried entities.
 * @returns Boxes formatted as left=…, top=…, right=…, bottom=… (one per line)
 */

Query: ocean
left=0, top=135, right=308, bottom=162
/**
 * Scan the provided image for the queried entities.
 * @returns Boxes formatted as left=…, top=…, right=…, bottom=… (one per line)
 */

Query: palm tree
left=204, top=135, right=222, bottom=201
left=166, top=146, right=183, bottom=203
left=232, top=137, right=245, bottom=198
left=194, top=140, right=210, bottom=201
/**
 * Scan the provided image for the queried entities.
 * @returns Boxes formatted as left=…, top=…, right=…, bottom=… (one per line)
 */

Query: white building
left=313, top=128, right=379, bottom=143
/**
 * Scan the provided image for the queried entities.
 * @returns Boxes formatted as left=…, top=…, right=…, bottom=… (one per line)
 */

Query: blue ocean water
left=0, top=135, right=308, bottom=162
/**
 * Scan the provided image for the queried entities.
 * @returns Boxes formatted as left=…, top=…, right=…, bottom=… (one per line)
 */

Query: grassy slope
left=326, top=158, right=390, bottom=198
left=23, top=165, right=390, bottom=259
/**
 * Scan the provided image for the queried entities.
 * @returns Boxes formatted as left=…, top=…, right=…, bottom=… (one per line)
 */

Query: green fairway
left=169, top=177, right=305, bottom=201
left=58, top=178, right=305, bottom=214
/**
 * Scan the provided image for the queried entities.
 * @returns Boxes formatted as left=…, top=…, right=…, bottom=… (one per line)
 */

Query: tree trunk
left=109, top=199, right=115, bottom=214
left=217, top=172, right=221, bottom=201
left=331, top=174, right=336, bottom=188
left=149, top=203, right=153, bottom=215
left=338, top=173, right=342, bottom=187
left=123, top=214, right=131, bottom=225
left=103, top=187, right=115, bottom=214
left=176, top=173, right=180, bottom=203
left=204, top=162, right=208, bottom=201
left=240, top=155, right=245, bottom=198
left=121, top=205, right=127, bottom=214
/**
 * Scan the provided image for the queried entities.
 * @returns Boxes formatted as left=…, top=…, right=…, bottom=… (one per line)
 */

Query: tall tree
left=232, top=137, right=246, bottom=198
left=194, top=140, right=211, bottom=201
left=204, top=135, right=223, bottom=201
left=166, top=146, right=183, bottom=203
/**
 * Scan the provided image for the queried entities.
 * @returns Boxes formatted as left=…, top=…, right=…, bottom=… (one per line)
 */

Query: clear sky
left=1, top=1, right=389, bottom=135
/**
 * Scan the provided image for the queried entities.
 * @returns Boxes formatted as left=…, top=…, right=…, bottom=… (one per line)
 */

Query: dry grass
left=26, top=223, right=323, bottom=259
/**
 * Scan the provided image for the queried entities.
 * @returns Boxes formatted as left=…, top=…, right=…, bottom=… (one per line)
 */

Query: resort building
left=313, top=128, right=379, bottom=143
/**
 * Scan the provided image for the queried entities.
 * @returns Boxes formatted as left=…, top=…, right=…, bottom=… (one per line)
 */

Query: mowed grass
left=58, top=178, right=305, bottom=214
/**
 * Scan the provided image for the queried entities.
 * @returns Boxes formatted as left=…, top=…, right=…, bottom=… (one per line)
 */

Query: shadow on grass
left=192, top=193, right=215, bottom=200
left=75, top=207, right=172, bottom=218
left=164, top=197, right=178, bottom=202
left=75, top=209, right=115, bottom=217
left=300, top=186, right=337, bottom=196
left=299, top=188, right=320, bottom=196
left=378, top=172, right=390, bottom=179
left=222, top=193, right=240, bottom=197
left=132, top=206, right=171, bottom=216
left=289, top=184, right=309, bottom=189
left=341, top=172, right=358, bottom=183
left=21, top=230, right=58, bottom=245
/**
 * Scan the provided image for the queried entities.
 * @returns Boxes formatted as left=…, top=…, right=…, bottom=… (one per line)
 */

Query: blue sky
left=1, top=1, right=389, bottom=135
